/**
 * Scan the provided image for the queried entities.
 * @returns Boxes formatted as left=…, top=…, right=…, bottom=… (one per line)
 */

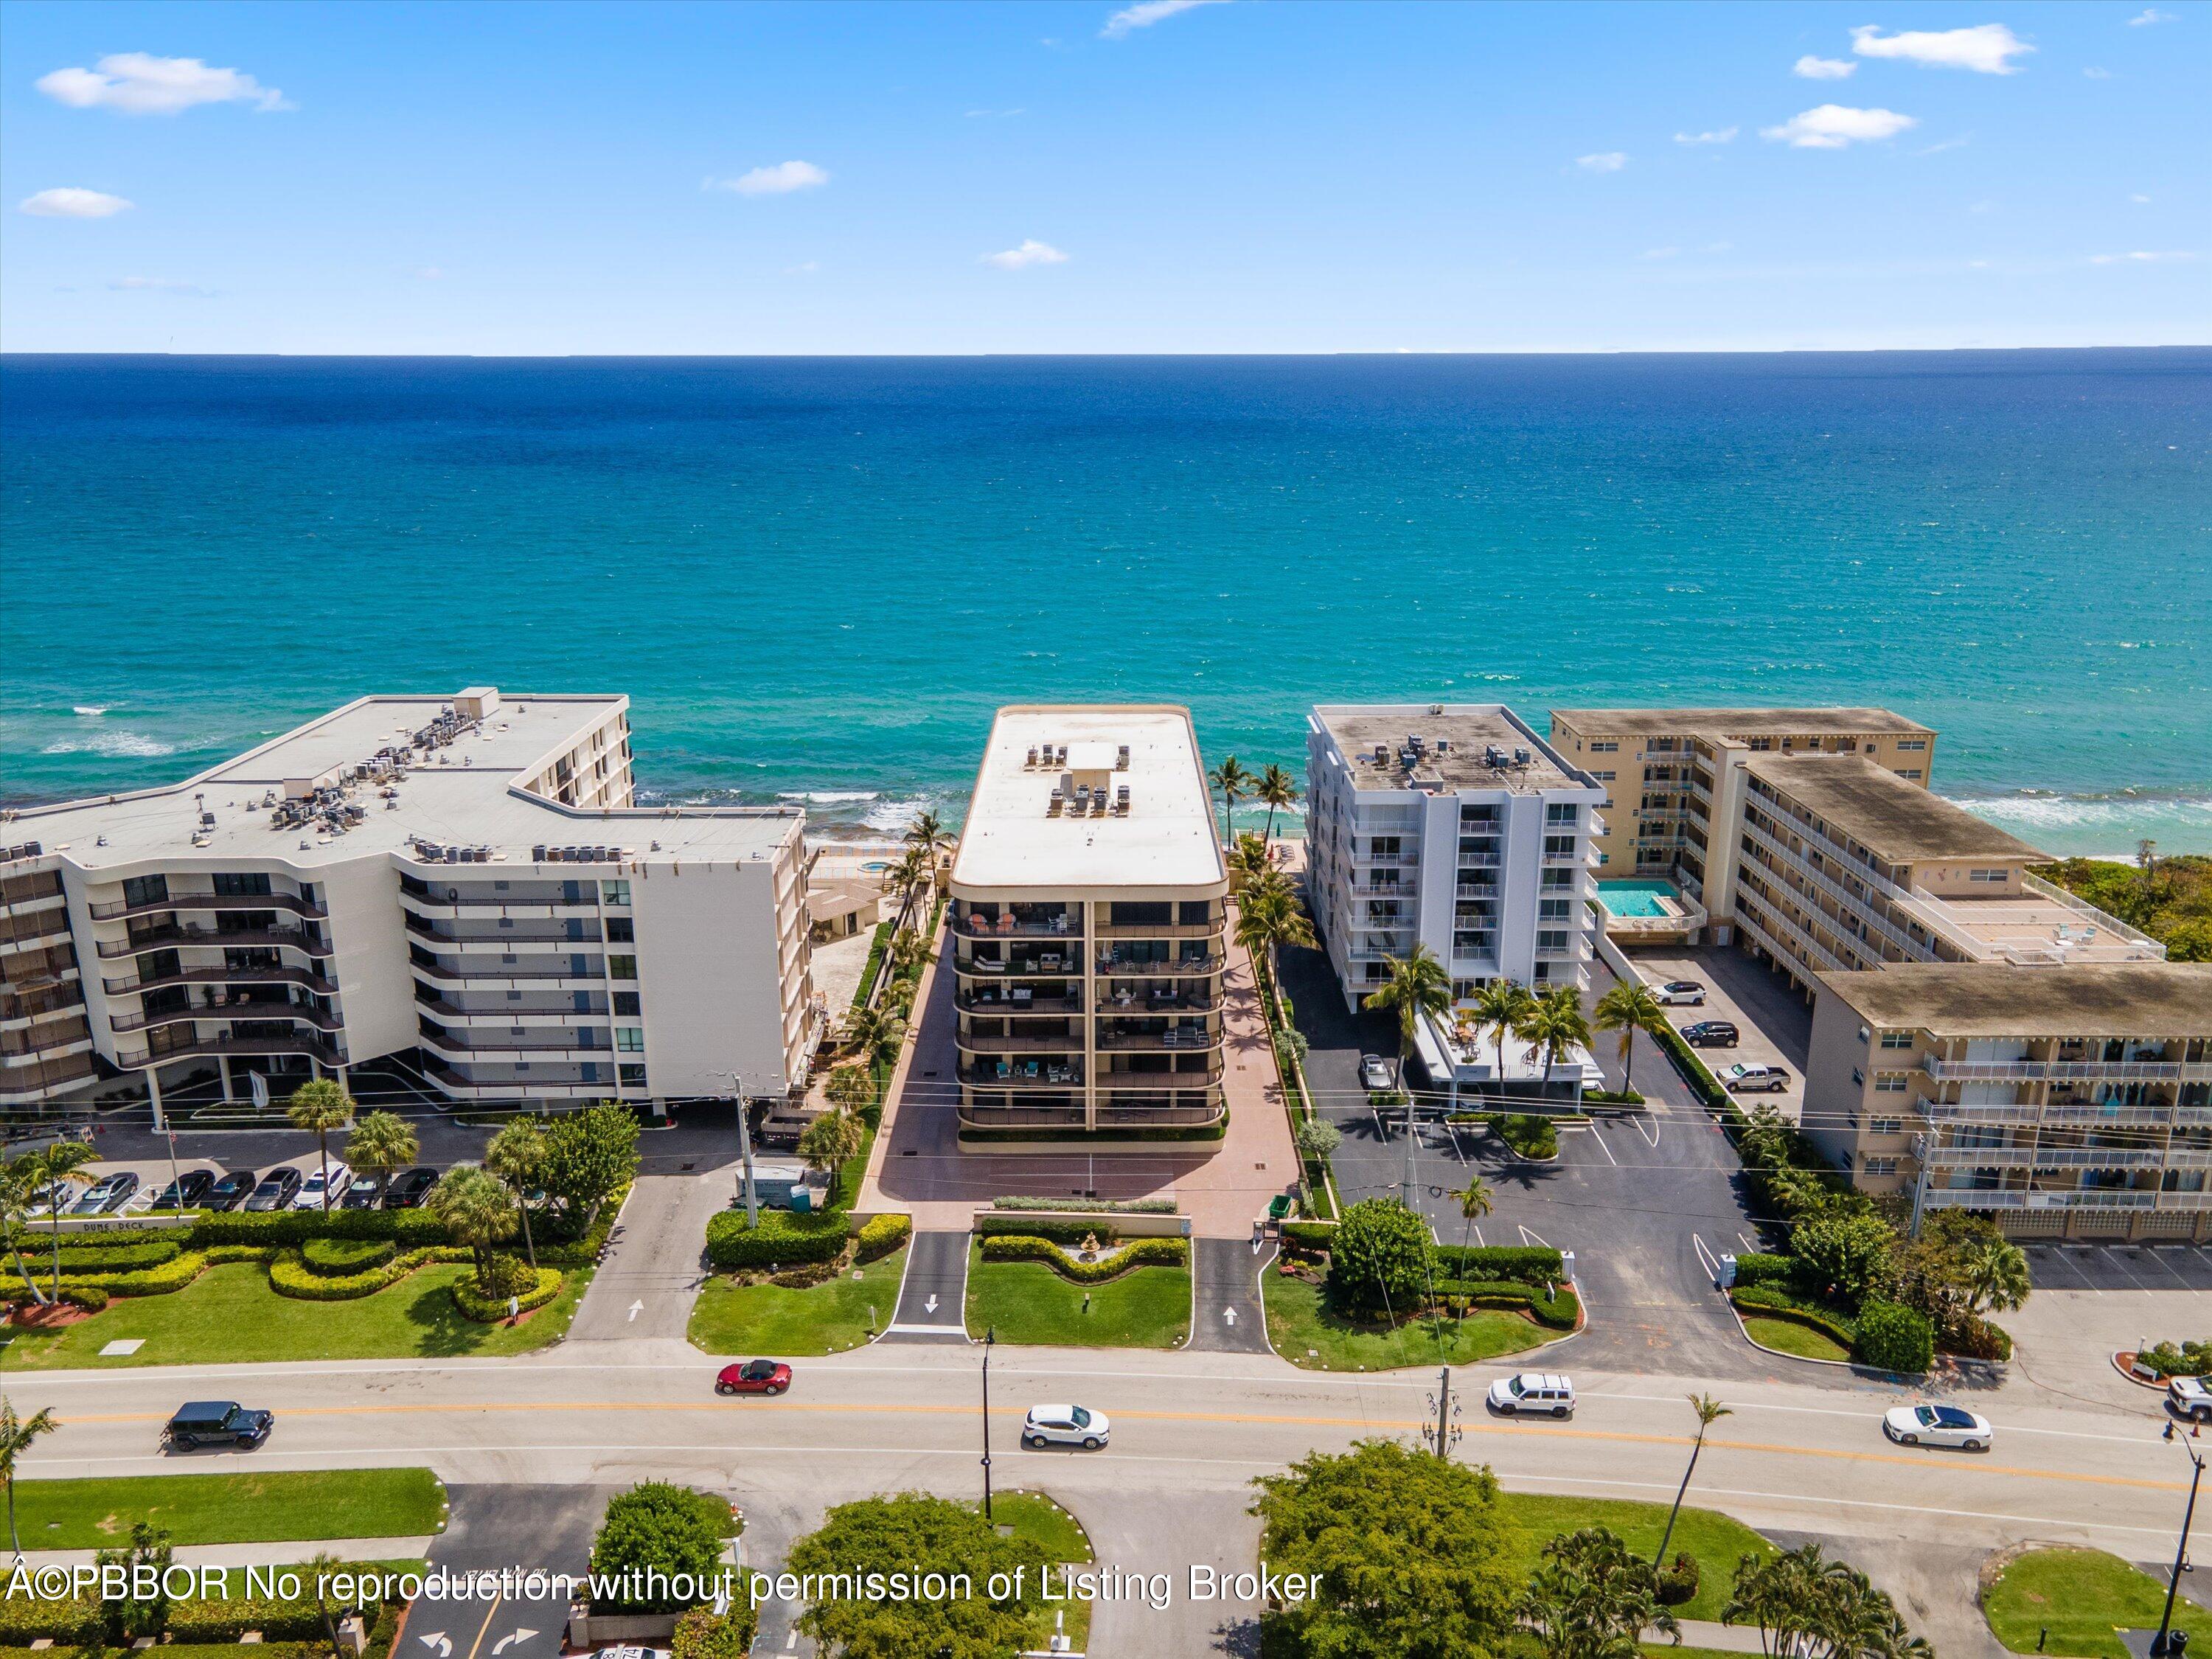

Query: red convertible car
left=715, top=1360, right=792, bottom=1396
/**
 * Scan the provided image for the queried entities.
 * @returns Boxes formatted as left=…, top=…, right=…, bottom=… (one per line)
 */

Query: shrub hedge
left=970, top=1214, right=1124, bottom=1245
left=188, top=1209, right=453, bottom=1248
left=55, top=1251, right=208, bottom=1295
left=1853, top=1301, right=1935, bottom=1374
left=0, top=1595, right=105, bottom=1644
left=1280, top=1220, right=1337, bottom=1252
left=1651, top=1019, right=1731, bottom=1110
left=1656, top=1553, right=1700, bottom=1607
left=703, top=1209, right=848, bottom=1270
left=1433, top=1244, right=1565, bottom=1286
left=1433, top=1278, right=1581, bottom=1329
left=978, top=1235, right=1187, bottom=1281
left=1731, top=1286, right=1857, bottom=1352
left=41, top=1239, right=182, bottom=1272
left=853, top=1214, right=911, bottom=1264
left=1944, top=1313, right=2014, bottom=1363
left=269, top=1248, right=425, bottom=1301
left=1728, top=1252, right=1798, bottom=1289
left=990, top=1195, right=1178, bottom=1214
left=301, top=1237, right=397, bottom=1275
left=453, top=1265, right=565, bottom=1322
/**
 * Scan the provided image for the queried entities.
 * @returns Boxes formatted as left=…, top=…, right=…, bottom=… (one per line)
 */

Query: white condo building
left=1304, top=704, right=1607, bottom=1013
left=0, top=688, right=823, bottom=1119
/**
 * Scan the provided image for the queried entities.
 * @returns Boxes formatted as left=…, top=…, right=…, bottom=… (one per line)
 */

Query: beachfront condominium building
left=1304, top=706, right=1607, bottom=1014
left=0, top=688, right=823, bottom=1119
left=1803, top=963, right=2212, bottom=1242
left=948, top=706, right=1228, bottom=1137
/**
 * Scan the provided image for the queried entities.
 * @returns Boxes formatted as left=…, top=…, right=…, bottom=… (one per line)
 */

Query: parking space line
left=1690, top=1232, right=1722, bottom=1283
left=1518, top=1224, right=1551, bottom=1248
left=1632, top=1114, right=1660, bottom=1150
left=2140, top=1248, right=2195, bottom=1288
left=1737, top=1232, right=1759, bottom=1253
left=1587, top=1124, right=1620, bottom=1167
left=2099, top=1246, right=2154, bottom=1293
left=1471, top=1225, right=1486, bottom=1248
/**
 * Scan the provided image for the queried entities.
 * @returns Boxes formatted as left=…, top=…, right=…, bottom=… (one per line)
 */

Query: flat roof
left=951, top=705, right=1224, bottom=892
left=1312, top=704, right=1590, bottom=793
left=1745, top=754, right=2043, bottom=865
left=1817, top=962, right=2212, bottom=1037
left=10, top=692, right=799, bottom=873
left=1550, top=707, right=1933, bottom=739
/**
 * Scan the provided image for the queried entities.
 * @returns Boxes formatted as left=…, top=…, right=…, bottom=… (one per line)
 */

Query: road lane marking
left=1588, top=1125, right=1620, bottom=1168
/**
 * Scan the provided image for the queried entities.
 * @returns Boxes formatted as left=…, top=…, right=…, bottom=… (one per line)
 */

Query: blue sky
left=2, top=0, right=2205, bottom=353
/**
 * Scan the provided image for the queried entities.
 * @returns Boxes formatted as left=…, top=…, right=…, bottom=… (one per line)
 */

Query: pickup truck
left=2169, top=1375, right=2212, bottom=1422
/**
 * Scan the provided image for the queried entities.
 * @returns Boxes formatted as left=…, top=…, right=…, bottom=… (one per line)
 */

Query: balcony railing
left=1093, top=919, right=1222, bottom=940
left=956, top=1031, right=1085, bottom=1054
left=1096, top=1026, right=1220, bottom=1051
left=957, top=989, right=1083, bottom=1014
left=956, top=913, right=1079, bottom=939
left=95, top=924, right=332, bottom=960
left=103, top=964, right=335, bottom=998
left=1097, top=1062, right=1225, bottom=1087
left=1096, top=953, right=1223, bottom=977
left=1924, top=1145, right=2170, bottom=1172
left=1923, top=1054, right=2195, bottom=1083
left=111, top=1000, right=341, bottom=1034
left=961, top=1062, right=1084, bottom=1087
left=114, top=1030, right=344, bottom=1068
left=1095, top=990, right=1217, bottom=1014
left=89, top=890, right=327, bottom=922
left=1920, top=1186, right=2212, bottom=1213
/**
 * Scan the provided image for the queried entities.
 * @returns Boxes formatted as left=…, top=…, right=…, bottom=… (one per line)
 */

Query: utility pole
left=1435, top=1366, right=1451, bottom=1457
left=980, top=1325, right=997, bottom=1521
left=1402, top=1081, right=1417, bottom=1207
left=734, top=1072, right=758, bottom=1227
left=2151, top=1430, right=2203, bottom=1657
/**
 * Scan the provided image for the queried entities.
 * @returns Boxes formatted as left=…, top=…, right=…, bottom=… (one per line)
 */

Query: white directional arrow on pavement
left=491, top=1630, right=540, bottom=1654
left=418, top=1633, right=451, bottom=1658
left=627, top=1300, right=644, bottom=1321
left=924, top=1294, right=939, bottom=1314
left=1222, top=1307, right=1237, bottom=1325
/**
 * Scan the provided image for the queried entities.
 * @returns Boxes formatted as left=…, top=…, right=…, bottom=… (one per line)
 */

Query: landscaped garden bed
left=1983, top=1545, right=2212, bottom=1659
left=964, top=1237, right=1191, bottom=1348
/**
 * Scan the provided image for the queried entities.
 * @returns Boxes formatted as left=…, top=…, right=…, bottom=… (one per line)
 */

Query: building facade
left=1304, top=705, right=1605, bottom=1013
left=1804, top=963, right=2212, bottom=1242
left=948, top=706, right=1228, bottom=1138
left=0, top=688, right=821, bottom=1119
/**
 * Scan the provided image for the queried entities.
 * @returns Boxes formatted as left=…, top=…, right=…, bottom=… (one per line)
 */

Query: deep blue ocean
left=3, top=351, right=2206, bottom=852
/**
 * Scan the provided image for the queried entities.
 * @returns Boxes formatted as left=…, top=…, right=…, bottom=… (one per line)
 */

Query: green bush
left=164, top=1598, right=333, bottom=1644
left=2, top=1284, right=115, bottom=1312
left=201, top=1243, right=279, bottom=1265
left=590, top=1483, right=732, bottom=1613
left=672, top=1604, right=759, bottom=1659
left=1851, top=1301, right=1934, bottom=1374
left=476, top=1252, right=539, bottom=1298
left=1788, top=1210, right=1897, bottom=1304
left=58, top=1251, right=208, bottom=1296
left=1433, top=1245, right=1564, bottom=1286
left=453, top=1265, right=564, bottom=1322
left=1650, top=1019, right=1731, bottom=1110
left=0, top=1595, right=105, bottom=1644
left=1943, top=1313, right=2014, bottom=1363
left=268, top=1248, right=420, bottom=1301
left=1731, top=1286, right=1857, bottom=1350
left=1728, top=1252, right=1798, bottom=1288
left=703, top=1209, right=849, bottom=1270
left=43, top=1239, right=181, bottom=1272
left=971, top=1214, right=1124, bottom=1245
left=187, top=1209, right=452, bottom=1249
left=978, top=1235, right=1186, bottom=1281
left=853, top=1214, right=911, bottom=1264
left=2137, top=1338, right=2212, bottom=1378
left=991, top=1195, right=1178, bottom=1214
left=1656, top=1552, right=1700, bottom=1607
left=301, top=1237, right=397, bottom=1276
left=1327, top=1198, right=1435, bottom=1312
left=1492, top=1114, right=1559, bottom=1159
left=1281, top=1220, right=1338, bottom=1253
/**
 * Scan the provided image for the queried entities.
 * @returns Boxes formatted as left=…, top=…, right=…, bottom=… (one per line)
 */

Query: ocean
left=2, top=351, right=2206, bottom=854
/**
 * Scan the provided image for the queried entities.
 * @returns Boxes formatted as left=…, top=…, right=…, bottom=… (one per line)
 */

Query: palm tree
left=1363, top=943, right=1453, bottom=1084
left=905, top=807, right=953, bottom=874
left=1724, top=1543, right=1930, bottom=1659
left=0, top=1397, right=59, bottom=1561
left=425, top=1166, right=520, bottom=1293
left=1655, top=1392, right=1733, bottom=1571
left=887, top=927, right=936, bottom=981
left=798, top=1109, right=863, bottom=1183
left=302, top=1548, right=347, bottom=1659
left=1208, top=756, right=1253, bottom=846
left=825, top=1061, right=878, bottom=1120
left=844, top=1004, right=907, bottom=1074
left=1593, top=979, right=1669, bottom=1096
left=285, top=1077, right=358, bottom=1212
left=880, top=844, right=931, bottom=914
left=1255, top=763, right=1298, bottom=844
left=484, top=1117, right=547, bottom=1270
left=1235, top=886, right=1317, bottom=995
left=1517, top=984, right=1594, bottom=1097
left=1468, top=981, right=1537, bottom=1106
left=1520, top=1525, right=1679, bottom=1659
left=0, top=1158, right=52, bottom=1307
left=1448, top=1175, right=1493, bottom=1253
left=29, top=1140, right=96, bottom=1301
left=1960, top=1237, right=2031, bottom=1316
left=343, top=1110, right=419, bottom=1199
left=1226, top=831, right=1273, bottom=886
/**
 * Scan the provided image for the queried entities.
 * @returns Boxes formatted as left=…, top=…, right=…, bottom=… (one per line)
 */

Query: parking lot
left=2001, top=1240, right=2212, bottom=1409
left=1621, top=942, right=1815, bottom=1123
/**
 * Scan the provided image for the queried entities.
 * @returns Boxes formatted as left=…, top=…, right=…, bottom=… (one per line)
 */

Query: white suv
left=1486, top=1372, right=1575, bottom=1418
left=2169, top=1376, right=2212, bottom=1422
left=1022, top=1403, right=1110, bottom=1450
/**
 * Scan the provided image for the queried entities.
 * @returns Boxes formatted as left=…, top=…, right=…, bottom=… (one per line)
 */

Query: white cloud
left=1640, top=247, right=1682, bottom=260
left=2089, top=249, right=2197, bottom=264
left=982, top=239, right=1069, bottom=269
left=1919, top=134, right=1974, bottom=155
left=1702, top=240, right=1735, bottom=254
left=786, top=260, right=820, bottom=274
left=19, top=187, right=133, bottom=218
left=1101, top=0, right=1227, bottom=39
left=413, top=266, right=445, bottom=280
left=1761, top=105, right=1918, bottom=149
left=1793, top=55, right=1857, bottom=80
left=2082, top=66, right=2113, bottom=78
left=2127, top=8, right=2177, bottom=23
left=109, top=276, right=211, bottom=295
left=36, top=52, right=289, bottom=114
left=1849, top=24, right=2034, bottom=74
left=1576, top=151, right=1627, bottom=173
left=1673, top=126, right=1738, bottom=145
left=2130, top=193, right=2152, bottom=204
left=711, top=160, right=830, bottom=197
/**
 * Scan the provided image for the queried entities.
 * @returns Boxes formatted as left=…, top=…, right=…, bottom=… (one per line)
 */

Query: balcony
left=1093, top=919, right=1222, bottom=940
left=1924, top=1145, right=2170, bottom=1172
left=961, top=1061, right=1084, bottom=1088
left=1096, top=1026, right=1220, bottom=1051
left=959, top=951, right=1080, bottom=977
left=103, top=963, right=335, bottom=998
left=1455, top=882, right=1499, bottom=900
left=1923, top=1054, right=2197, bottom=1083
left=111, top=999, right=341, bottom=1034
left=405, top=913, right=602, bottom=947
left=0, top=1052, right=99, bottom=1100
left=114, top=1029, right=344, bottom=1068
left=1095, top=988, right=1217, bottom=1014
left=956, top=914, right=1081, bottom=939
left=407, top=954, right=604, bottom=984
left=956, top=988, right=1083, bottom=1014
left=89, top=889, right=327, bottom=922
left=95, top=924, right=333, bottom=961
left=956, top=1030, right=1085, bottom=1055
left=1924, top=1101, right=2045, bottom=1127
left=417, top=1025, right=613, bottom=1060
left=420, top=1058, right=611, bottom=1102
left=1096, top=953, right=1223, bottom=977
left=1097, top=1061, right=1225, bottom=1088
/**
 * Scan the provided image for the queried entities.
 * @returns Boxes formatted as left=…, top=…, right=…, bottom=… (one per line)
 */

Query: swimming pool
left=1597, top=878, right=1681, bottom=919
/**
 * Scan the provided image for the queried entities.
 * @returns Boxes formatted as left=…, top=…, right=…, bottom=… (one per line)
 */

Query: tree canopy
left=787, top=1493, right=1052, bottom=1659
left=589, top=1482, right=733, bottom=1613
left=1329, top=1198, right=1436, bottom=1312
left=538, top=1103, right=642, bottom=1225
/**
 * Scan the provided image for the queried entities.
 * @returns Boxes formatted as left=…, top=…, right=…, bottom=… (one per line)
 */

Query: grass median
left=689, top=1245, right=907, bottom=1356
left=1984, top=1546, right=2212, bottom=1658
left=1263, top=1271, right=1558, bottom=1372
left=992, top=1492, right=1093, bottom=1654
left=1739, top=1312, right=1850, bottom=1363
left=964, top=1242, right=1190, bottom=1349
left=17, top=1470, right=445, bottom=1549
left=0, top=1262, right=590, bottom=1370
left=1498, top=1493, right=1775, bottom=1624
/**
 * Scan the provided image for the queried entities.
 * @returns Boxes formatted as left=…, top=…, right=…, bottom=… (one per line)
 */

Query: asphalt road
left=1187, top=1238, right=1276, bottom=1355
left=883, top=1230, right=973, bottom=1342
left=421, top=1485, right=613, bottom=1659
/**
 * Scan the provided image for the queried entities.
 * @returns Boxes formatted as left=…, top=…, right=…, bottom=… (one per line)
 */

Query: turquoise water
left=2, top=352, right=2206, bottom=852
left=1596, top=879, right=1683, bottom=919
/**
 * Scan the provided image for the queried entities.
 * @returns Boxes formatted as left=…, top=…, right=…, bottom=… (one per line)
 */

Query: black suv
left=203, top=1170, right=257, bottom=1211
left=243, top=1167, right=302, bottom=1211
left=1682, top=1020, right=1740, bottom=1048
left=148, top=1169, right=215, bottom=1211
left=166, top=1401, right=273, bottom=1450
left=383, top=1168, right=439, bottom=1209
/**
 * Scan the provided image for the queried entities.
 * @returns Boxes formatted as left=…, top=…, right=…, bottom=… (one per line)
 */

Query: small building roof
left=1550, top=707, right=1934, bottom=739
left=1816, top=962, right=2212, bottom=1037
left=1744, top=754, right=2042, bottom=865
left=1312, top=704, right=1593, bottom=794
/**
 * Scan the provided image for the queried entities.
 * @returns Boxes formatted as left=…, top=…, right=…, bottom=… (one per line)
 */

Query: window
left=1894, top=768, right=1923, bottom=782
left=608, top=955, right=639, bottom=980
left=1366, top=835, right=1402, bottom=860
left=1545, top=804, right=1579, bottom=826
left=1879, top=1030, right=1913, bottom=1049
left=1874, top=1073, right=1908, bottom=1093
left=619, top=1064, right=647, bottom=1087
left=212, top=872, right=273, bottom=897
left=605, top=917, right=636, bottom=943
left=602, top=880, right=631, bottom=906
left=1543, top=835, right=1576, bottom=858
left=615, top=1026, right=644, bottom=1052
left=1178, top=900, right=1213, bottom=925
left=613, top=991, right=641, bottom=1016
left=1871, top=1116, right=1903, bottom=1135
left=1588, top=740, right=1618, bottom=754
left=1591, top=770, right=1615, bottom=782
left=1969, top=868, right=2008, bottom=883
left=1865, top=1158, right=1899, bottom=1178
left=494, top=879, right=510, bottom=891
left=1537, top=929, right=1569, bottom=951
left=1541, top=869, right=1573, bottom=889
left=1851, top=1067, right=1864, bottom=1087
left=122, top=874, right=170, bottom=908
left=1538, top=899, right=1572, bottom=921
left=1748, top=737, right=1773, bottom=751
left=1898, top=738, right=1927, bottom=751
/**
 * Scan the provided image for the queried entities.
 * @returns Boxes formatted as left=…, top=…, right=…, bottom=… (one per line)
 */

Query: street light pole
left=709, top=1067, right=758, bottom=1226
left=980, top=1325, right=997, bottom=1522
left=2151, top=1432, right=2204, bottom=1658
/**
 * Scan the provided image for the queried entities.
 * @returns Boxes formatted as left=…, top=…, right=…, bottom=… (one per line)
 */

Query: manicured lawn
left=1741, top=1312, right=1850, bottom=1363
left=1264, top=1270, right=1556, bottom=1372
left=1498, top=1494, right=1776, bottom=1624
left=992, top=1492, right=1094, bottom=1655
left=16, top=1471, right=445, bottom=1548
left=689, top=1246, right=907, bottom=1356
left=965, top=1243, right=1190, bottom=1349
left=1984, top=1547, right=2212, bottom=1658
left=0, top=1262, right=591, bottom=1370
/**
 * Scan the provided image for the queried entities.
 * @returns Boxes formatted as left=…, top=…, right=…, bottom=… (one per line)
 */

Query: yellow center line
left=464, top=1593, right=504, bottom=1659
left=54, top=1400, right=2186, bottom=1494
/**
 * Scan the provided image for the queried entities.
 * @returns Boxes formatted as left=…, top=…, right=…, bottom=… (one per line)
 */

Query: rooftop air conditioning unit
left=1514, top=747, right=1531, bottom=766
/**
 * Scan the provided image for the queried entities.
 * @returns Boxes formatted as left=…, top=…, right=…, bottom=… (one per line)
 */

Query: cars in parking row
left=55, top=1163, right=444, bottom=1217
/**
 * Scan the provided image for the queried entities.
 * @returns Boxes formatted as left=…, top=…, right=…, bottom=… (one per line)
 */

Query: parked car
left=164, top=1401, right=273, bottom=1450
left=69, top=1172, right=139, bottom=1216
left=1022, top=1404, right=1110, bottom=1450
left=291, top=1161, right=352, bottom=1210
left=716, top=1360, right=792, bottom=1397
left=2168, top=1376, right=2212, bottom=1422
left=1681, top=1020, right=1739, bottom=1048
left=147, top=1169, right=215, bottom=1211
left=339, top=1172, right=386, bottom=1211
left=592, top=1647, right=669, bottom=1659
left=1652, top=981, right=1706, bottom=1006
left=1359, top=1054, right=1394, bottom=1091
left=243, top=1167, right=302, bottom=1211
left=382, top=1167, right=439, bottom=1209
left=1724, top=1062, right=1790, bottom=1093
left=1882, top=1403, right=1992, bottom=1451
left=1486, top=1371, right=1576, bottom=1418
left=203, top=1170, right=257, bottom=1212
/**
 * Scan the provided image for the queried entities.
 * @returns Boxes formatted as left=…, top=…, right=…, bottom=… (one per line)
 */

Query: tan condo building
left=948, top=706, right=1228, bottom=1138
